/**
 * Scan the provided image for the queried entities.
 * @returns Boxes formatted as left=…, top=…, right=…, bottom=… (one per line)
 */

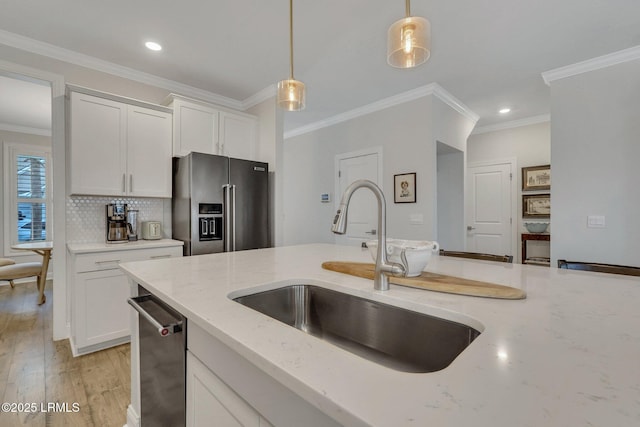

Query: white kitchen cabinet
left=186, top=352, right=273, bottom=427
left=219, top=111, right=257, bottom=160
left=69, top=89, right=172, bottom=197
left=69, top=92, right=126, bottom=196
left=68, top=242, right=183, bottom=356
left=184, top=323, right=335, bottom=427
left=171, top=96, right=219, bottom=156
left=167, top=95, right=258, bottom=160
left=74, top=268, right=130, bottom=351
left=126, top=105, right=173, bottom=197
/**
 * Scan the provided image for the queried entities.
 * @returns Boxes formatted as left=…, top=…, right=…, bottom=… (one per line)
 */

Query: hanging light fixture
left=277, top=0, right=305, bottom=111
left=387, top=0, right=431, bottom=68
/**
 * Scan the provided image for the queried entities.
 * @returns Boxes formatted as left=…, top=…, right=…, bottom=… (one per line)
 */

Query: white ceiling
left=1, top=0, right=639, bottom=134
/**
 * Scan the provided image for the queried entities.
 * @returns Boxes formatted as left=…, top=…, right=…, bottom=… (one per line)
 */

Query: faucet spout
left=331, top=179, right=405, bottom=291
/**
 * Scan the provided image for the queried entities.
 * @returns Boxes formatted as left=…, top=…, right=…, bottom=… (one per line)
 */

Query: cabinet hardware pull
left=128, top=295, right=183, bottom=336
left=122, top=174, right=126, bottom=193
left=129, top=174, right=133, bottom=193
left=95, top=259, right=120, bottom=264
left=150, top=255, right=171, bottom=259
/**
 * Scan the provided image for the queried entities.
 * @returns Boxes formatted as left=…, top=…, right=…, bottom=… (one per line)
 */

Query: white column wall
left=549, top=58, right=640, bottom=266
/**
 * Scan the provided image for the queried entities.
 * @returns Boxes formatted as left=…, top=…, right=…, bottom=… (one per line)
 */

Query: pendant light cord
left=289, top=0, right=294, bottom=79
left=406, top=0, right=410, bottom=17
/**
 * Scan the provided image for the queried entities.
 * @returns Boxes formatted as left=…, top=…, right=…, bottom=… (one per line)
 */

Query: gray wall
left=550, top=58, right=640, bottom=266
left=282, top=96, right=436, bottom=246
left=281, top=95, right=476, bottom=247
left=436, top=145, right=464, bottom=251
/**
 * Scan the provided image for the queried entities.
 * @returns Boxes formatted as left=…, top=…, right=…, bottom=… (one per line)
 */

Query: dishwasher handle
left=128, top=294, right=183, bottom=337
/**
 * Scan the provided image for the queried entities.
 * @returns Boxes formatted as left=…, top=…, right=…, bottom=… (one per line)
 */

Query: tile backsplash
left=66, top=196, right=171, bottom=243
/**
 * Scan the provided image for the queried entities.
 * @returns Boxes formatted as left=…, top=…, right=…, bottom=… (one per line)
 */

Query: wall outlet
left=320, top=193, right=331, bottom=203
left=587, top=215, right=605, bottom=228
left=409, top=213, right=424, bottom=225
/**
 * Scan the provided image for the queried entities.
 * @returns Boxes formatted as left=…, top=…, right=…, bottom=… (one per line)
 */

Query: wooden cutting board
left=321, top=261, right=526, bottom=300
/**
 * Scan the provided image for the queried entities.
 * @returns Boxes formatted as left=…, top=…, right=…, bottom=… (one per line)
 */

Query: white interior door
left=335, top=149, right=381, bottom=246
left=466, top=161, right=514, bottom=256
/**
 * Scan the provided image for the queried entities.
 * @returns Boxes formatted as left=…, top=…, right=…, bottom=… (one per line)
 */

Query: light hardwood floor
left=0, top=280, right=130, bottom=427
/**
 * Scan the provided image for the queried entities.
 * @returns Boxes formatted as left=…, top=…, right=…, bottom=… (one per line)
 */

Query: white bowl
left=366, top=239, right=440, bottom=277
left=524, top=222, right=549, bottom=233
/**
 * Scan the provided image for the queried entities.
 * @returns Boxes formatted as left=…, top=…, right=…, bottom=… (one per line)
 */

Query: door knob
left=467, top=226, right=475, bottom=231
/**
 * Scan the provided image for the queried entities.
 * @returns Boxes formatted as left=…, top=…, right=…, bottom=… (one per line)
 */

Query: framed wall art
left=522, top=165, right=550, bottom=191
left=523, top=193, right=550, bottom=218
left=394, top=172, right=416, bottom=203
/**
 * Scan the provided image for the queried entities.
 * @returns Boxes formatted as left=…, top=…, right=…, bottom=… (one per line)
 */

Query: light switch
left=587, top=215, right=605, bottom=228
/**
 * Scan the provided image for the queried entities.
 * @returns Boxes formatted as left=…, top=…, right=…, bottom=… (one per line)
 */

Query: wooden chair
left=0, top=257, right=43, bottom=288
left=439, top=250, right=513, bottom=263
left=557, top=260, right=640, bottom=276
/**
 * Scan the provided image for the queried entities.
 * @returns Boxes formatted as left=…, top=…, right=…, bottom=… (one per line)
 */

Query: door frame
left=0, top=60, right=67, bottom=340
left=334, top=147, right=383, bottom=244
left=466, top=157, right=518, bottom=257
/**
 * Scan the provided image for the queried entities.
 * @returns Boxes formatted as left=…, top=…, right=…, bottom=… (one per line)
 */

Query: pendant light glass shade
left=387, top=1, right=431, bottom=68
left=277, top=0, right=306, bottom=111
left=277, top=79, right=306, bottom=111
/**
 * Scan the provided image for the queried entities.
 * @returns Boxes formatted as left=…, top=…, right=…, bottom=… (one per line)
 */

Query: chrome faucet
left=331, top=179, right=405, bottom=291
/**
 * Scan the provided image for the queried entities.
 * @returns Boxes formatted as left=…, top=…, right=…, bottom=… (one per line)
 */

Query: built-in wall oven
left=128, top=286, right=186, bottom=427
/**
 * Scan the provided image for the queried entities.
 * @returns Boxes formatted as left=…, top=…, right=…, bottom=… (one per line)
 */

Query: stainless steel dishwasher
left=128, top=285, right=186, bottom=427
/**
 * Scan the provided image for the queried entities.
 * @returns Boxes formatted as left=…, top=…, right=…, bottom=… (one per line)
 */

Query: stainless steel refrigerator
left=172, top=152, right=270, bottom=256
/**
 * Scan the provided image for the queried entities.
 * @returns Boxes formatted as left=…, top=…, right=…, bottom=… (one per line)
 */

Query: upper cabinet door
left=69, top=92, right=127, bottom=196
left=126, top=106, right=173, bottom=198
left=219, top=111, right=258, bottom=160
left=173, top=98, right=219, bottom=157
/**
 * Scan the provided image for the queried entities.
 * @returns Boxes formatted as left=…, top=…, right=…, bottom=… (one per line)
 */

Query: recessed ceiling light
left=499, top=107, right=511, bottom=114
left=145, top=41, right=162, bottom=51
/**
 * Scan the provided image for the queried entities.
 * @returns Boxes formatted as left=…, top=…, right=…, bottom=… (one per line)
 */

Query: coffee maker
left=106, top=203, right=128, bottom=243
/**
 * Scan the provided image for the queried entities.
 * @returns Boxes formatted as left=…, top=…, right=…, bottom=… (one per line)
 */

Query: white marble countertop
left=119, top=244, right=640, bottom=426
left=67, top=238, right=183, bottom=254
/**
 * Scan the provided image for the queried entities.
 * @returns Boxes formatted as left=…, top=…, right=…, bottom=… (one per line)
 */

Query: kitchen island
left=119, top=244, right=640, bottom=426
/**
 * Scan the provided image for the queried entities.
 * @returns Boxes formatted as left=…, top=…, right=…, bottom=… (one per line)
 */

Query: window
left=3, top=142, right=52, bottom=254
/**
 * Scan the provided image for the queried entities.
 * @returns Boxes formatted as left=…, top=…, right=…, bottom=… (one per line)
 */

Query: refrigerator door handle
left=230, top=184, right=236, bottom=251
left=223, top=184, right=236, bottom=252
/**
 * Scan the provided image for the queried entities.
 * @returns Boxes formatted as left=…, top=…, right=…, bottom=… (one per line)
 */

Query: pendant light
left=387, top=0, right=431, bottom=68
left=277, top=0, right=305, bottom=111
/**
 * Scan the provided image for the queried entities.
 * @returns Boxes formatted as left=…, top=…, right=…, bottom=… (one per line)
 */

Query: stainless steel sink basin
left=233, top=284, right=481, bottom=373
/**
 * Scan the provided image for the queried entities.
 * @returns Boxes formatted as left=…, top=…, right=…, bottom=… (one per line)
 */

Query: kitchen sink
left=233, top=284, right=481, bottom=373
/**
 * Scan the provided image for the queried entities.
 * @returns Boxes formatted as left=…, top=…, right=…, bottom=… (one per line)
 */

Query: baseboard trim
left=126, top=404, right=140, bottom=427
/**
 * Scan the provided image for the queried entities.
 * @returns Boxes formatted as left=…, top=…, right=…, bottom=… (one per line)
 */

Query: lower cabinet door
left=75, top=268, right=130, bottom=349
left=186, top=351, right=272, bottom=427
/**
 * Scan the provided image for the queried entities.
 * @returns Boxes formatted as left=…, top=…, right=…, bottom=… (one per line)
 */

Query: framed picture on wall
left=522, top=165, right=551, bottom=191
left=523, top=193, right=550, bottom=218
left=394, top=172, right=416, bottom=203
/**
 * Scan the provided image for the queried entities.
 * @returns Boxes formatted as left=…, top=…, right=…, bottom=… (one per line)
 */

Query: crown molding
left=0, top=122, right=51, bottom=136
left=242, top=84, right=276, bottom=110
left=0, top=29, right=244, bottom=110
left=431, top=84, right=480, bottom=124
left=542, top=45, right=640, bottom=85
left=471, top=114, right=550, bottom=135
left=284, top=83, right=478, bottom=139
